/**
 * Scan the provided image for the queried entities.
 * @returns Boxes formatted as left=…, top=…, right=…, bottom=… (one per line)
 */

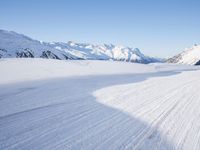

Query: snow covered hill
left=0, top=29, right=159, bottom=63
left=0, top=59, right=200, bottom=149
left=167, top=44, right=200, bottom=65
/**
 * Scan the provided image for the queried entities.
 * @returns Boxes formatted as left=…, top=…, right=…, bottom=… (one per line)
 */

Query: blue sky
left=0, top=0, right=200, bottom=57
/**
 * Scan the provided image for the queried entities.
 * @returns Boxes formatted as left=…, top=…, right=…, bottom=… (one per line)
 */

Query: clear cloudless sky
left=0, top=0, right=200, bottom=58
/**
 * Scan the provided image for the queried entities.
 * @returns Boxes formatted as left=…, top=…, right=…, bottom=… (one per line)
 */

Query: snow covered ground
left=0, top=58, right=200, bottom=150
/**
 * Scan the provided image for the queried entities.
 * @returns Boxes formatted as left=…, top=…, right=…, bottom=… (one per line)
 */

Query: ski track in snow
left=0, top=59, right=200, bottom=150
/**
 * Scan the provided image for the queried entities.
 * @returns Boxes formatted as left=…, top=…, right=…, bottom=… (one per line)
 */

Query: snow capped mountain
left=0, top=29, right=160, bottom=63
left=167, top=44, right=200, bottom=65
left=45, top=41, right=159, bottom=63
left=0, top=30, right=73, bottom=60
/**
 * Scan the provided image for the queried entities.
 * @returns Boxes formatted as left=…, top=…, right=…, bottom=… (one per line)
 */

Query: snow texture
left=0, top=58, right=200, bottom=150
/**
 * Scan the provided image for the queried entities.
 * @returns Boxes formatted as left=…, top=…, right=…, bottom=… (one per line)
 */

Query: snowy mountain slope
left=167, top=44, right=200, bottom=65
left=0, top=30, right=75, bottom=60
left=0, top=59, right=200, bottom=150
left=45, top=41, right=158, bottom=63
left=0, top=29, right=159, bottom=63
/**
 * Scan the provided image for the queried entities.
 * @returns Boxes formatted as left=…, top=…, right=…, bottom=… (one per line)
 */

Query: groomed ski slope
left=0, top=59, right=200, bottom=150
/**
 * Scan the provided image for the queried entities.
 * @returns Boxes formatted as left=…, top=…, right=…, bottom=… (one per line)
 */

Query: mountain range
left=1, top=29, right=200, bottom=65
left=0, top=29, right=159, bottom=64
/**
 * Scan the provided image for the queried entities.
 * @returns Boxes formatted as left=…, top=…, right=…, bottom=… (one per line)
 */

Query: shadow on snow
left=0, top=71, right=180, bottom=149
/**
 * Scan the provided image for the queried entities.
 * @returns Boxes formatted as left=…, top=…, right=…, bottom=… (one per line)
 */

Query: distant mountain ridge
left=167, top=44, right=200, bottom=65
left=0, top=29, right=160, bottom=63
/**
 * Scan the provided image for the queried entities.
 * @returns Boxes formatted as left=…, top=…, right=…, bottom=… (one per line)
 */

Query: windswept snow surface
left=0, top=59, right=200, bottom=150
